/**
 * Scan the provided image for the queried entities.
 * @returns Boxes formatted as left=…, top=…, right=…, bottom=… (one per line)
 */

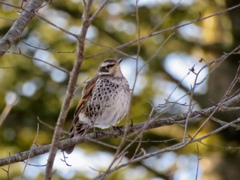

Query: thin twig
left=0, top=94, right=17, bottom=126
left=192, top=62, right=240, bottom=139
left=89, top=0, right=109, bottom=23
left=195, top=144, right=200, bottom=180
left=85, top=3, right=240, bottom=60
left=94, top=117, right=240, bottom=179
left=1, top=92, right=239, bottom=167
left=21, top=123, right=40, bottom=180
left=6, top=50, right=70, bottom=74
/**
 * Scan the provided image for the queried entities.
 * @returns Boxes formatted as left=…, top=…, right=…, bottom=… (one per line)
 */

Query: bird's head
left=98, top=58, right=124, bottom=77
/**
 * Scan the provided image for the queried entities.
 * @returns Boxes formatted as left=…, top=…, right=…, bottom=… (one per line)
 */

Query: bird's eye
left=100, top=64, right=115, bottom=72
left=106, top=65, right=114, bottom=69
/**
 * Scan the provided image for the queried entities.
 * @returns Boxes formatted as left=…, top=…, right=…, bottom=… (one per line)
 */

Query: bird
left=64, top=58, right=131, bottom=154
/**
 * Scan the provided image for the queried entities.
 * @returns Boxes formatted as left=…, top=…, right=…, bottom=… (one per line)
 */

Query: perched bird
left=65, top=58, right=130, bottom=154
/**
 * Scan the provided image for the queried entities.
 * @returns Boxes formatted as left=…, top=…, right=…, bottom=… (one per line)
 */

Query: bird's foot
left=93, top=129, right=102, bottom=139
left=112, top=125, right=124, bottom=135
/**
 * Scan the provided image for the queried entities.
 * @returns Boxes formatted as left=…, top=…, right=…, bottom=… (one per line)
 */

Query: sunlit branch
left=0, top=0, right=45, bottom=57
left=0, top=92, right=239, bottom=167
left=192, top=63, right=240, bottom=139
left=34, top=13, right=78, bottom=38
left=6, top=50, right=70, bottom=74
left=21, top=123, right=40, bottom=178
left=44, top=0, right=94, bottom=179
left=85, top=3, right=240, bottom=60
left=21, top=41, right=76, bottom=54
left=0, top=95, right=17, bottom=126
left=93, top=117, right=240, bottom=179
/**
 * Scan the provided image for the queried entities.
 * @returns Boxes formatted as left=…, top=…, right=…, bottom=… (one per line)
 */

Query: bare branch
left=0, top=0, right=45, bottom=57
left=34, top=12, right=78, bottom=38
left=192, top=62, right=240, bottom=139
left=89, top=0, right=109, bottom=23
left=0, top=94, right=17, bottom=126
left=85, top=3, right=240, bottom=60
left=94, top=117, right=240, bottom=179
left=195, top=144, right=200, bottom=180
left=1, top=153, right=11, bottom=180
left=21, top=41, right=76, bottom=54
left=6, top=50, right=70, bottom=74
left=0, top=92, right=239, bottom=167
left=21, top=123, right=40, bottom=179
left=44, top=0, right=94, bottom=179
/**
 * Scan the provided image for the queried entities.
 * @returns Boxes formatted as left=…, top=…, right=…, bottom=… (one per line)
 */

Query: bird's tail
left=65, top=144, right=75, bottom=154
left=64, top=120, right=89, bottom=154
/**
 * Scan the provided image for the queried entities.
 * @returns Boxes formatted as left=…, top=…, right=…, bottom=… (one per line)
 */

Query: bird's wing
left=74, top=76, right=98, bottom=116
left=65, top=76, right=98, bottom=154
left=69, top=76, right=98, bottom=138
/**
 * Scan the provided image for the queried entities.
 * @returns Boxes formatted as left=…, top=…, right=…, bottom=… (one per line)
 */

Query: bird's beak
left=116, top=58, right=123, bottom=65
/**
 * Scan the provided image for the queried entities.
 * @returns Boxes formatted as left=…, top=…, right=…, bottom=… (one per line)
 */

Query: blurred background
left=0, top=0, right=240, bottom=179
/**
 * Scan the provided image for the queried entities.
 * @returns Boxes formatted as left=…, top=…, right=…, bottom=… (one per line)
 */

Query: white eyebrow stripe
left=100, top=62, right=116, bottom=67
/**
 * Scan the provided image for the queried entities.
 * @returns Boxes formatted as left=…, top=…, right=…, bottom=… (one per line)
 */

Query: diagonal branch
left=0, top=0, right=45, bottom=57
left=85, top=3, right=240, bottom=60
left=94, top=116, right=240, bottom=179
left=0, top=92, right=239, bottom=167
left=44, top=0, right=94, bottom=179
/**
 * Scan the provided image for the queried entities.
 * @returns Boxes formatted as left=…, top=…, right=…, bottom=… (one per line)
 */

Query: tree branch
left=85, top=3, right=240, bottom=60
left=94, top=116, right=240, bottom=179
left=0, top=0, right=45, bottom=57
left=44, top=0, right=94, bottom=179
left=0, top=92, right=239, bottom=167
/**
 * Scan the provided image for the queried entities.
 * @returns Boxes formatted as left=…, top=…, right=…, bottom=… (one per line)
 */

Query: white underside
left=79, top=89, right=130, bottom=129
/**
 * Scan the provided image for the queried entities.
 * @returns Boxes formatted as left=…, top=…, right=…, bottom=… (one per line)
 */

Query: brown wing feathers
left=64, top=76, right=97, bottom=154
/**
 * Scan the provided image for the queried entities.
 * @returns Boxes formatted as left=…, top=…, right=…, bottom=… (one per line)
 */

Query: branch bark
left=0, top=0, right=45, bottom=57
left=44, top=0, right=94, bottom=179
left=0, top=92, right=239, bottom=167
left=85, top=3, right=240, bottom=60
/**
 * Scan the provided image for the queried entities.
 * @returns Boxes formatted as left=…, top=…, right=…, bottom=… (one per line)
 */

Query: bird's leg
left=130, top=117, right=134, bottom=127
left=112, top=125, right=124, bottom=136
left=92, top=126, right=102, bottom=139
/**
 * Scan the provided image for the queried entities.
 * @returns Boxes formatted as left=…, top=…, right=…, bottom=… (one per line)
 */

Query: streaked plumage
left=65, top=58, right=130, bottom=154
